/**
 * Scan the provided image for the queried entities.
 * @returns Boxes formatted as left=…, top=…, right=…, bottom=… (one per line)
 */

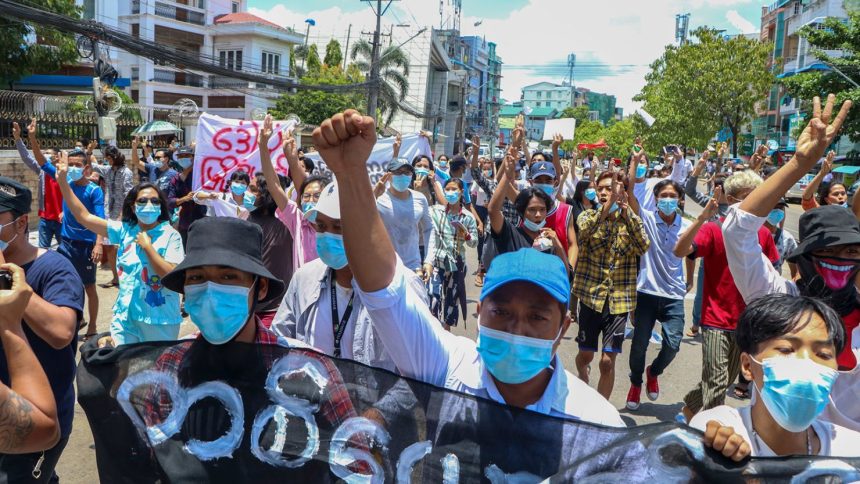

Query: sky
left=247, top=0, right=771, bottom=113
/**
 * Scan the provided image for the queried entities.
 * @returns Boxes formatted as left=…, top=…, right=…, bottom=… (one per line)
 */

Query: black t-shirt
left=249, top=211, right=294, bottom=312
left=482, top=218, right=536, bottom=268
left=0, top=250, right=84, bottom=437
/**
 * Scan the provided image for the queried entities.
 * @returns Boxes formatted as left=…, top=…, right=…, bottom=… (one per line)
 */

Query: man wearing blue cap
left=310, top=109, right=623, bottom=423
left=528, top=160, right=577, bottom=268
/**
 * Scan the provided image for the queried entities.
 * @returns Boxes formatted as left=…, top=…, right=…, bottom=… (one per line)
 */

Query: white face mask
left=0, top=218, right=19, bottom=252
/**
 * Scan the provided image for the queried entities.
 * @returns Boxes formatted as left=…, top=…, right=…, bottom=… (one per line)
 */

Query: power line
left=0, top=0, right=373, bottom=94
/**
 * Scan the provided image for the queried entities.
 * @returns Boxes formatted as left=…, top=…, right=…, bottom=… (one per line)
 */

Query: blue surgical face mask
left=302, top=201, right=316, bottom=214
left=231, top=183, right=247, bottom=196
left=438, top=160, right=449, bottom=170
left=636, top=164, right=647, bottom=178
left=316, top=232, right=348, bottom=269
left=444, top=190, right=461, bottom=205
left=767, top=209, right=785, bottom=226
left=415, top=168, right=430, bottom=177
left=152, top=161, right=164, bottom=170
left=609, top=202, right=619, bottom=213
left=135, top=203, right=161, bottom=225
left=523, top=217, right=546, bottom=232
left=391, top=174, right=412, bottom=192
left=0, top=218, right=20, bottom=252
left=67, top=166, right=84, bottom=182
left=185, top=281, right=253, bottom=345
left=243, top=192, right=257, bottom=212
left=177, top=157, right=193, bottom=170
left=839, top=202, right=849, bottom=208
left=584, top=188, right=597, bottom=201
left=477, top=325, right=560, bottom=384
left=656, top=198, right=678, bottom=216
left=754, top=355, right=838, bottom=432
left=534, top=183, right=555, bottom=197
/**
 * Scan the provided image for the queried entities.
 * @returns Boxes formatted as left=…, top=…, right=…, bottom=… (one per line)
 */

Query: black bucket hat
left=787, top=205, right=860, bottom=262
left=161, top=217, right=285, bottom=304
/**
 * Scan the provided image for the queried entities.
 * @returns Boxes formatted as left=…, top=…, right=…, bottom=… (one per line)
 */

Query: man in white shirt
left=310, top=108, right=624, bottom=425
left=376, top=158, right=433, bottom=275
left=690, top=294, right=860, bottom=460
left=666, top=146, right=693, bottom=184
left=272, top=180, right=428, bottom=371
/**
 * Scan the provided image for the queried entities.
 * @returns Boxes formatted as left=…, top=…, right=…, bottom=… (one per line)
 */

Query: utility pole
left=361, top=0, right=398, bottom=123
left=343, top=24, right=352, bottom=71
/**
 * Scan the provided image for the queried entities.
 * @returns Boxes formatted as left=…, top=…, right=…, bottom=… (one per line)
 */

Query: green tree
left=350, top=39, right=410, bottom=127
left=781, top=11, right=860, bottom=143
left=272, top=65, right=365, bottom=126
left=602, top=119, right=638, bottom=159
left=323, top=39, right=343, bottom=68
left=306, top=44, right=322, bottom=75
left=0, top=0, right=80, bottom=86
left=559, top=105, right=591, bottom=127
left=635, top=27, right=773, bottom=155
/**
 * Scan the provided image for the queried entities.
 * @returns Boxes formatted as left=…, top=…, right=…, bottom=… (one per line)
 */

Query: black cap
left=787, top=205, right=860, bottom=262
left=0, top=177, right=32, bottom=215
left=176, top=146, right=194, bottom=157
left=161, top=217, right=286, bottom=304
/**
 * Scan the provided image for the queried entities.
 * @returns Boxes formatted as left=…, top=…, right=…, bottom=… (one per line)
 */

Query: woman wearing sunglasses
left=56, top=155, right=184, bottom=345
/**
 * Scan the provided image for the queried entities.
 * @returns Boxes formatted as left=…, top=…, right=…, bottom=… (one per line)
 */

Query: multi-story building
left=521, top=81, right=579, bottom=111
left=460, top=36, right=490, bottom=135
left=580, top=88, right=617, bottom=126
left=487, top=42, right=503, bottom=143
left=118, top=0, right=303, bottom=128
left=758, top=0, right=853, bottom=155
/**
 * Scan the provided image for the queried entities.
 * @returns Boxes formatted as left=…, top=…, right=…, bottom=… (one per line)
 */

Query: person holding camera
left=0, top=177, right=83, bottom=482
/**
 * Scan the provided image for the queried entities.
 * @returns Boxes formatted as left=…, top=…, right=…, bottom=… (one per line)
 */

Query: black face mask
left=797, top=254, right=860, bottom=316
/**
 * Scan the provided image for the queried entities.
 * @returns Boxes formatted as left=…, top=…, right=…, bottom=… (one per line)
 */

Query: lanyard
left=329, top=270, right=355, bottom=358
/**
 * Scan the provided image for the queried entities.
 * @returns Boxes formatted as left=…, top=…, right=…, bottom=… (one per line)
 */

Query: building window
left=536, top=91, right=542, bottom=99
left=209, top=95, right=245, bottom=109
left=154, top=91, right=203, bottom=106
left=262, top=52, right=280, bottom=75
left=131, top=24, right=139, bottom=37
left=794, top=1, right=801, bottom=14
left=219, top=49, right=243, bottom=71
left=232, top=1, right=239, bottom=13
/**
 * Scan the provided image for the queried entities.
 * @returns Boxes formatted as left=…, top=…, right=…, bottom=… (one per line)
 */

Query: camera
left=0, top=271, right=12, bottom=290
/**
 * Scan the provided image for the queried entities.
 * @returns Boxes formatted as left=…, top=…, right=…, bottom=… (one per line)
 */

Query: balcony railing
left=154, top=1, right=205, bottom=26
left=153, top=69, right=205, bottom=87
left=210, top=76, right=250, bottom=89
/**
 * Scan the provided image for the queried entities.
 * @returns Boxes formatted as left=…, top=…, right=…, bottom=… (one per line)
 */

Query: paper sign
left=635, top=109, right=655, bottom=127
left=193, top=114, right=432, bottom=191
left=542, top=118, right=576, bottom=141
left=192, top=113, right=297, bottom=192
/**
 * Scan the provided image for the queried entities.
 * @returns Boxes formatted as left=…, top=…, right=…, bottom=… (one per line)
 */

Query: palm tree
left=350, top=39, right=410, bottom=128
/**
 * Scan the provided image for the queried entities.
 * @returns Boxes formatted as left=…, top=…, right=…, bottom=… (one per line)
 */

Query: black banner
left=77, top=338, right=860, bottom=483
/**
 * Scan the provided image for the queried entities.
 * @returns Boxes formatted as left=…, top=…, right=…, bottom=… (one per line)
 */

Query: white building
left=521, top=81, right=582, bottom=111
left=83, top=0, right=303, bottom=137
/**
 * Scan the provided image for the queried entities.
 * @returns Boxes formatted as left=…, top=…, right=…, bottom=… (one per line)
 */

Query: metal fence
left=0, top=91, right=182, bottom=150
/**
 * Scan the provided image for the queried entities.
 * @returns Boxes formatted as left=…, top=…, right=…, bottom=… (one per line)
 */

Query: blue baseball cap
left=529, top=161, right=556, bottom=180
left=480, top=249, right=569, bottom=305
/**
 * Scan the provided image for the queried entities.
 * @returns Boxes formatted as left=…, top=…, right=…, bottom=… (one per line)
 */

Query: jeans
left=629, top=291, right=685, bottom=386
left=691, top=263, right=704, bottom=328
left=474, top=205, right=489, bottom=266
left=0, top=435, right=69, bottom=483
left=37, top=218, right=62, bottom=249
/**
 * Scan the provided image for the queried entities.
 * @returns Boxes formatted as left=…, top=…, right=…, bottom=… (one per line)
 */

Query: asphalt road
left=52, top=188, right=807, bottom=482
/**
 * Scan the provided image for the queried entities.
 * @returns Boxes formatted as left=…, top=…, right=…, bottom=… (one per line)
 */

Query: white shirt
left=723, top=206, right=860, bottom=433
left=193, top=192, right=249, bottom=220
left=690, top=405, right=860, bottom=457
left=669, top=158, right=693, bottom=184
left=376, top=189, right=433, bottom=270
left=354, top=264, right=625, bottom=426
left=304, top=280, right=358, bottom=359
left=633, top=182, right=690, bottom=299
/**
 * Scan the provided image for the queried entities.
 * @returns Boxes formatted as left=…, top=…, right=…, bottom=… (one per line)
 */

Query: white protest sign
left=302, top=133, right=432, bottom=185
left=192, top=113, right=298, bottom=192
left=635, top=109, right=655, bottom=127
left=542, top=118, right=576, bottom=141
left=193, top=113, right=433, bottom=190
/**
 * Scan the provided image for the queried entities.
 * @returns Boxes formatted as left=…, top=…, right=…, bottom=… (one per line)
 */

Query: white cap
left=306, top=181, right=340, bottom=221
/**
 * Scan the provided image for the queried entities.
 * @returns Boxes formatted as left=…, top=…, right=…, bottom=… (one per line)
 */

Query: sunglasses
left=136, top=197, right=161, bottom=205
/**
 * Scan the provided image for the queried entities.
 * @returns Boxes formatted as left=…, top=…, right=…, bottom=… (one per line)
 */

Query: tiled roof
left=214, top=12, right=284, bottom=31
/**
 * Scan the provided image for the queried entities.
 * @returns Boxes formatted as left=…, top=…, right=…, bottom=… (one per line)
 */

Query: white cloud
left=725, top=9, right=760, bottom=34
left=248, top=0, right=750, bottom=113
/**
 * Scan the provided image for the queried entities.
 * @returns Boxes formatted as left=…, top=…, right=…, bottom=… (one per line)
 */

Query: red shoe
left=626, top=384, right=641, bottom=410
left=646, top=365, right=659, bottom=401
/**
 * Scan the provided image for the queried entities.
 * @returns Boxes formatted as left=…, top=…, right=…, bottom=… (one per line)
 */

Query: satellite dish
left=169, top=98, right=199, bottom=124
left=76, top=35, right=95, bottom=60
left=250, top=108, right=267, bottom=120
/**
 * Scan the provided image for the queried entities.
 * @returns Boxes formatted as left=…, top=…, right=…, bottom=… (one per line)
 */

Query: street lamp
left=301, top=18, right=316, bottom=71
